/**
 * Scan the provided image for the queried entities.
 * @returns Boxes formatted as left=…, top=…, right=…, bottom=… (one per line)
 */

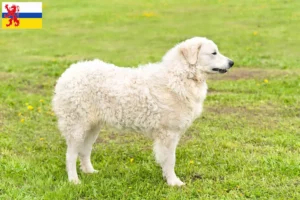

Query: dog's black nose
left=229, top=60, right=234, bottom=68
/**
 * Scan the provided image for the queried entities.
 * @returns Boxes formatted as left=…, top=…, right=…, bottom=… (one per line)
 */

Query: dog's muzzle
left=212, top=68, right=228, bottom=73
left=212, top=60, right=234, bottom=74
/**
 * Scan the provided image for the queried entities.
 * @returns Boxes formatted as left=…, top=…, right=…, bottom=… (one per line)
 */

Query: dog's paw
left=81, top=165, right=98, bottom=174
left=82, top=168, right=98, bottom=174
left=69, top=178, right=81, bottom=185
left=167, top=177, right=185, bottom=187
left=87, top=169, right=99, bottom=174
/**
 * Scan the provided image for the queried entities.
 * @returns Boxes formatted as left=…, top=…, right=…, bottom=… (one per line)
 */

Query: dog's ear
left=180, top=42, right=202, bottom=65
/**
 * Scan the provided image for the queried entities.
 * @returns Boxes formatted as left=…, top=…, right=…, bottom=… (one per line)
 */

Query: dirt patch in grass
left=206, top=106, right=262, bottom=124
left=204, top=105, right=287, bottom=130
left=0, top=105, right=7, bottom=131
left=209, top=68, right=294, bottom=81
left=0, top=72, right=15, bottom=81
left=19, top=85, right=46, bottom=95
left=205, top=105, right=281, bottom=118
left=206, top=106, right=250, bottom=115
left=0, top=114, right=3, bottom=130
left=16, top=79, right=48, bottom=95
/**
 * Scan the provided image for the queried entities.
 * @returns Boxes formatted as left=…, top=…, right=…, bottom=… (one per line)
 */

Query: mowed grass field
left=1, top=0, right=300, bottom=199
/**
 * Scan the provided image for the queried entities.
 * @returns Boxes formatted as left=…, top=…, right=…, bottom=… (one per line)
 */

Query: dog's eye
left=212, top=52, right=217, bottom=55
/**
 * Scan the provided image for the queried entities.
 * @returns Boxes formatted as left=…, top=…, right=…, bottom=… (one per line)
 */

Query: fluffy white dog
left=52, top=37, right=234, bottom=186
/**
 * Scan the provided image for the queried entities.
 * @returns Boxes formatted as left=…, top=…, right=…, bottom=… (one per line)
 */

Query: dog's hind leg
left=65, top=131, right=84, bottom=184
left=79, top=125, right=100, bottom=174
left=153, top=133, right=185, bottom=186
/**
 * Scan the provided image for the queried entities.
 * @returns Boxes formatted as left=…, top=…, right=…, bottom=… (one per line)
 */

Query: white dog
left=52, top=37, right=234, bottom=186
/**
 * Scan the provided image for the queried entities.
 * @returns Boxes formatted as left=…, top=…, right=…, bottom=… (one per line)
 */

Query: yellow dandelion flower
left=253, top=31, right=258, bottom=36
left=27, top=105, right=34, bottom=110
left=264, top=79, right=269, bottom=83
left=40, top=138, right=44, bottom=141
left=18, top=112, right=22, bottom=116
left=142, top=12, right=155, bottom=17
left=189, top=160, right=194, bottom=164
left=20, top=119, right=25, bottom=123
left=39, top=99, right=44, bottom=103
left=130, top=158, right=134, bottom=163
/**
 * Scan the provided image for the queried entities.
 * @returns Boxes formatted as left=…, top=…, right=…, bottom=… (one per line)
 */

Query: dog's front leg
left=153, top=133, right=185, bottom=186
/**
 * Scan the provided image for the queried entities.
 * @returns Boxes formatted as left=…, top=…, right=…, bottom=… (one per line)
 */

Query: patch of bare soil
left=205, top=104, right=281, bottom=118
left=0, top=72, right=15, bottom=81
left=204, top=105, right=285, bottom=130
left=19, top=84, right=45, bottom=95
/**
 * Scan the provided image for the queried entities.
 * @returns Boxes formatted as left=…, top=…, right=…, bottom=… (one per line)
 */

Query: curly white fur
left=52, top=37, right=233, bottom=186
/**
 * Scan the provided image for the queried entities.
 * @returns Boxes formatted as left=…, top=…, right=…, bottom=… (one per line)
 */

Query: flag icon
left=2, top=2, right=42, bottom=29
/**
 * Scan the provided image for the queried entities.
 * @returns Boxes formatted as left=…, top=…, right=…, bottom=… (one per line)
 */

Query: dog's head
left=179, top=37, right=234, bottom=74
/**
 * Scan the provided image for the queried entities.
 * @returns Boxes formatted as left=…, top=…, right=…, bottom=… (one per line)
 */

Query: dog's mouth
left=212, top=68, right=227, bottom=74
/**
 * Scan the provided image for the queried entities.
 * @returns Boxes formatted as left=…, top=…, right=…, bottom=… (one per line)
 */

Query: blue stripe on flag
left=2, top=13, right=42, bottom=18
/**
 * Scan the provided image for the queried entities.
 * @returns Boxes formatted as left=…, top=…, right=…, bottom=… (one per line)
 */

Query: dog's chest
left=189, top=82, right=208, bottom=119
left=171, top=82, right=207, bottom=132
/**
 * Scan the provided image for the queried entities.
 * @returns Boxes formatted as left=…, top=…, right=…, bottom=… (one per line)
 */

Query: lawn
left=0, top=0, right=300, bottom=199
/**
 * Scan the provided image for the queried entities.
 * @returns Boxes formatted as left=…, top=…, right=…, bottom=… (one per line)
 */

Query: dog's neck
left=163, top=62, right=207, bottom=100
left=186, top=66, right=207, bottom=83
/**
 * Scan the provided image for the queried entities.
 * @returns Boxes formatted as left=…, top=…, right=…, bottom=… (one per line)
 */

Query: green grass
left=1, top=0, right=300, bottom=199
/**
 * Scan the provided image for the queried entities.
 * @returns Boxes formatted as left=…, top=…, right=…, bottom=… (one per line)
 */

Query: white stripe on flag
left=2, top=2, right=42, bottom=13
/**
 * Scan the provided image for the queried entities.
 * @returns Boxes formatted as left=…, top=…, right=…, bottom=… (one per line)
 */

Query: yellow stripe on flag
left=2, top=18, right=42, bottom=29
